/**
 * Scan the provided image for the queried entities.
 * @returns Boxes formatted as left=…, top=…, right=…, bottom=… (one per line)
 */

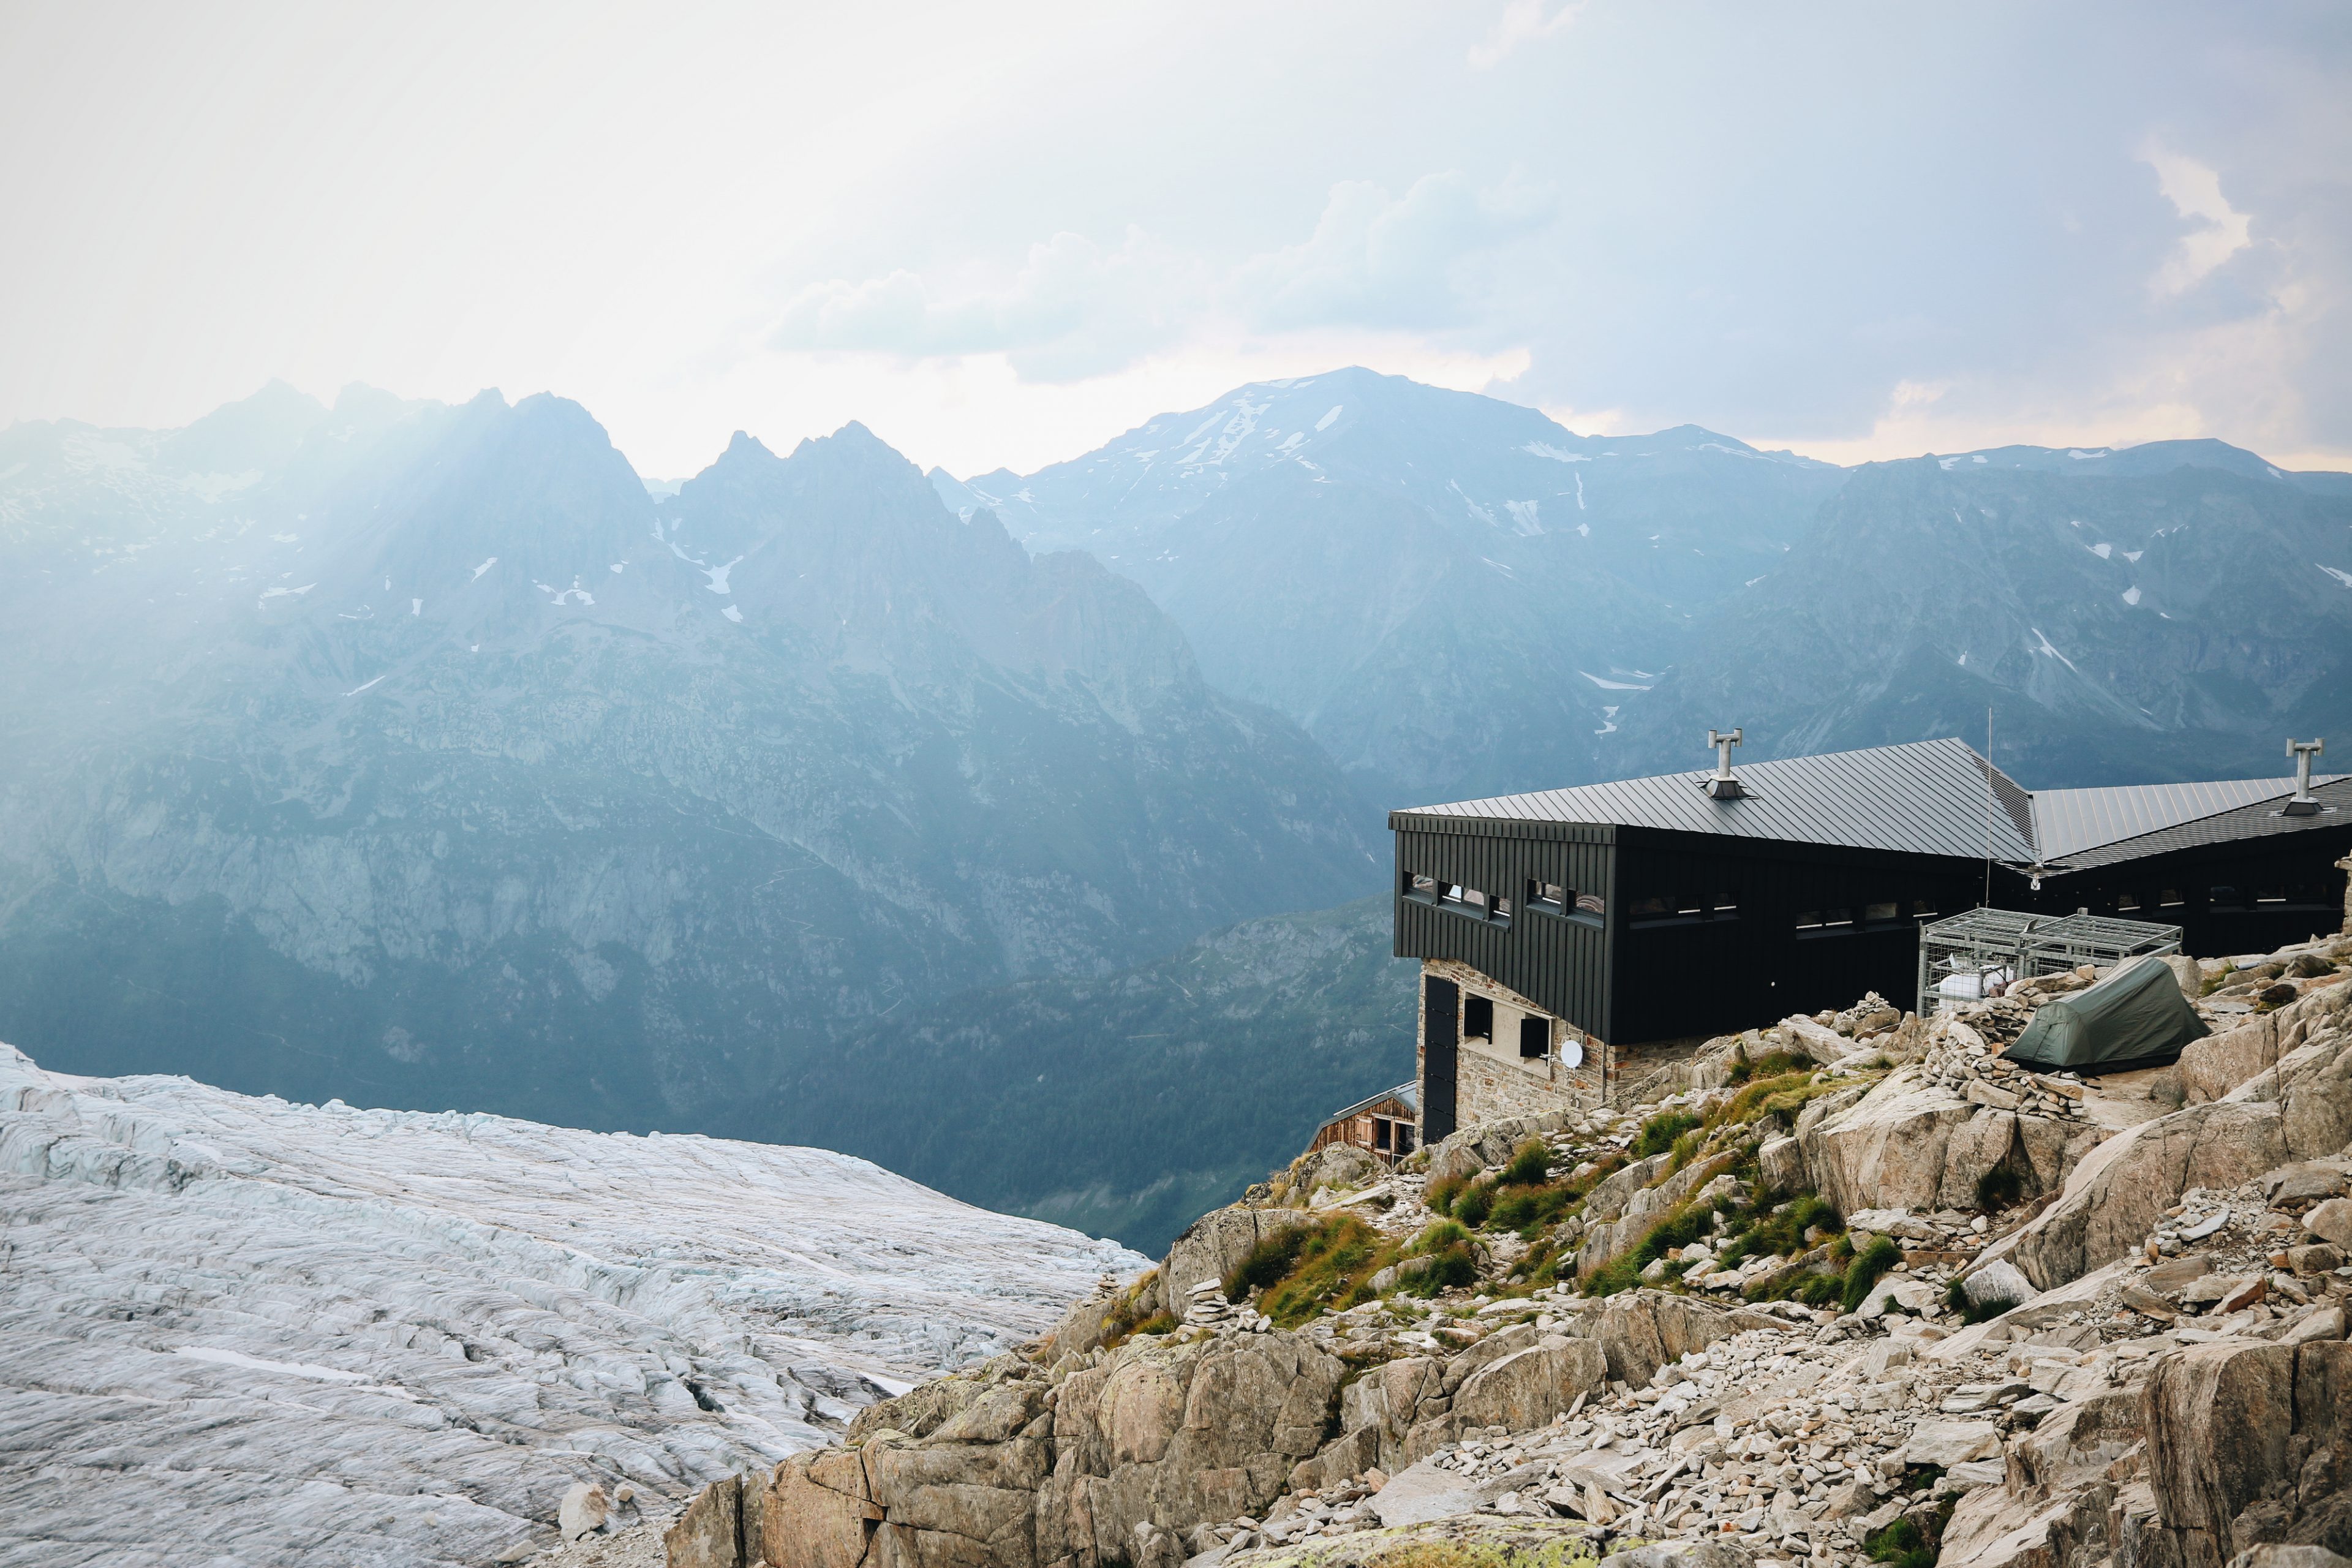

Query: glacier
left=0, top=1041, right=1144, bottom=1567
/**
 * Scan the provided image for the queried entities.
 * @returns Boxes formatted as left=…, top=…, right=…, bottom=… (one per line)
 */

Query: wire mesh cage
left=1916, top=907, right=2182, bottom=1016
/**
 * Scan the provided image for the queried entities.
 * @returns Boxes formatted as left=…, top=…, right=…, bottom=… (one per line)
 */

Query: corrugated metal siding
left=1393, top=823, right=1615, bottom=1037
left=2024, top=815, right=2352, bottom=957
left=1609, top=831, right=1994, bottom=1043
left=1400, top=738, right=2036, bottom=862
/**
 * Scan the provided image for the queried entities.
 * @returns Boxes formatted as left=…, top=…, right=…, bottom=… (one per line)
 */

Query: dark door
left=1422, top=975, right=1458, bottom=1142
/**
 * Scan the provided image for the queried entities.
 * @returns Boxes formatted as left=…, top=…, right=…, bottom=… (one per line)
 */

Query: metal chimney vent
left=1704, top=728, right=1746, bottom=800
left=2285, top=736, right=2325, bottom=816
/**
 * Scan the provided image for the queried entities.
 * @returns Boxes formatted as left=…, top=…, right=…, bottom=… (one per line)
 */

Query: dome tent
left=2003, top=955, right=2209, bottom=1073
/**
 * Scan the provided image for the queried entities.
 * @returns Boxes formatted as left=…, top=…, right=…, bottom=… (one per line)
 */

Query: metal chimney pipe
left=2285, top=737, right=2324, bottom=816
left=1705, top=728, right=1744, bottom=799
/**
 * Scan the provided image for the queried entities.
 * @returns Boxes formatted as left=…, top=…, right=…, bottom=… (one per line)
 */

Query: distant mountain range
left=937, top=368, right=2352, bottom=801
left=4, top=367, right=2347, bottom=1252
left=0, top=383, right=1377, bottom=1142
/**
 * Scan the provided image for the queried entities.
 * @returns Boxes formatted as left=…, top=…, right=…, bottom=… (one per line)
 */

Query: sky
left=3, top=1, right=2348, bottom=479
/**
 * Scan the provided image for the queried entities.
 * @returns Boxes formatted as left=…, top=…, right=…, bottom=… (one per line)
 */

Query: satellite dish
left=1559, top=1038, right=1584, bottom=1068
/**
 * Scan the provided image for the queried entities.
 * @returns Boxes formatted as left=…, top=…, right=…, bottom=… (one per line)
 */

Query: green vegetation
left=1225, top=1227, right=1314, bottom=1302
left=1630, top=1110, right=1700, bottom=1159
left=1501, top=1137, right=1553, bottom=1186
left=1453, top=1179, right=1497, bottom=1229
left=1255, top=1216, right=1392, bottom=1325
left=1864, top=1487, right=1956, bottom=1568
left=1426, top=1174, right=1468, bottom=1216
left=1840, top=1235, right=1904, bottom=1312
left=1401, top=1220, right=1479, bottom=1296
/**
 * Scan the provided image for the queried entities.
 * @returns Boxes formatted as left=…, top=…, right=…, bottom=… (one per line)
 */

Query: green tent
left=2003, top=955, right=2209, bottom=1073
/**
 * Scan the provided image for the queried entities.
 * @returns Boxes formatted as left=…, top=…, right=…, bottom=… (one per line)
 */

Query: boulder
left=1799, top=1069, right=2005, bottom=1216
left=1574, top=1290, right=1759, bottom=1386
left=1936, top=1476, right=2117, bottom=1568
left=764, top=1449, right=878, bottom=1568
left=1964, top=1260, right=2037, bottom=1314
left=1449, top=1337, right=1607, bottom=1431
left=1337, top=1354, right=1443, bottom=1472
left=1891, top=1419, right=2002, bottom=1468
left=2306, top=1200, right=2352, bottom=1249
left=665, top=1475, right=744, bottom=1568
left=1294, top=1142, right=1381, bottom=1199
left=559, top=1481, right=609, bottom=1542
left=2182, top=1016, right=2283, bottom=1104
left=1779, top=1015, right=1852, bottom=1066
left=1758, top=1136, right=1806, bottom=1194
left=2143, top=1338, right=2352, bottom=1568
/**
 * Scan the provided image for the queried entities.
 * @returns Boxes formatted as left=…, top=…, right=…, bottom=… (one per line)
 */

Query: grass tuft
left=1841, top=1235, right=1904, bottom=1313
left=1630, top=1111, right=1701, bottom=1159
left=1501, top=1137, right=1553, bottom=1187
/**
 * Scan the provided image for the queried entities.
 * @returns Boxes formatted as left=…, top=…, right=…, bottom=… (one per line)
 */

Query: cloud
left=1234, top=172, right=1556, bottom=333
left=2143, top=144, right=2253, bottom=297
left=1468, top=1, right=1581, bottom=69
left=765, top=172, right=1552, bottom=386
left=768, top=228, right=1193, bottom=383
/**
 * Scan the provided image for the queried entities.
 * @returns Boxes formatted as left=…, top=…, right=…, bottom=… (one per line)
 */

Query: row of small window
left=1626, top=892, right=1738, bottom=924
left=1406, top=873, right=1604, bottom=924
left=2138, top=884, right=2332, bottom=911
left=1795, top=900, right=1938, bottom=933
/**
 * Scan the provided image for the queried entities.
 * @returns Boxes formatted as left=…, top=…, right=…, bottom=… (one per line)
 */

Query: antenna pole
left=1983, top=706, right=1994, bottom=909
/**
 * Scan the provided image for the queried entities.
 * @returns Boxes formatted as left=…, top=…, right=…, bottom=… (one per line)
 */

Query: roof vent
left=2285, top=736, right=2325, bottom=816
left=1704, top=728, right=1746, bottom=800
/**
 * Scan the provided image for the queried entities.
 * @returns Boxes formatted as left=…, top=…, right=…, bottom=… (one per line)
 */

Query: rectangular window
left=1529, top=880, right=1567, bottom=914
left=1374, top=1119, right=1392, bottom=1152
left=2116, top=891, right=2141, bottom=912
left=1519, top=1016, right=1550, bottom=1060
left=1713, top=891, right=1738, bottom=913
left=1574, top=891, right=1606, bottom=918
left=2160, top=888, right=2184, bottom=907
left=1910, top=899, right=1937, bottom=918
left=2208, top=886, right=2241, bottom=908
left=1493, top=895, right=1513, bottom=919
left=1630, top=895, right=1669, bottom=919
left=1464, top=995, right=1494, bottom=1041
left=1393, top=1123, right=1415, bottom=1156
left=2256, top=886, right=2286, bottom=905
left=1865, top=900, right=1899, bottom=924
left=1795, top=910, right=1823, bottom=930
left=1406, top=872, right=1439, bottom=901
left=1441, top=883, right=1490, bottom=916
left=1823, top=907, right=1854, bottom=927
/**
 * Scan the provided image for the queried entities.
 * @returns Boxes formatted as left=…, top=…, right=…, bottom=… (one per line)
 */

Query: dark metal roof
left=1399, top=739, right=2351, bottom=871
left=2033, top=775, right=2343, bottom=859
left=2045, top=775, right=2352, bottom=873
left=1398, top=738, right=2037, bottom=862
left=1321, top=1081, right=1419, bottom=1127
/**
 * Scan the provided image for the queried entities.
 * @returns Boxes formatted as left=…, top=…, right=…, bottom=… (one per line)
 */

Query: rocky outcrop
left=761, top=1326, right=1350, bottom=1568
left=2182, top=1016, right=2288, bottom=1104
left=1989, top=1001, right=2352, bottom=1292
left=2142, top=1340, right=2352, bottom=1568
left=1161, top=1207, right=1316, bottom=1303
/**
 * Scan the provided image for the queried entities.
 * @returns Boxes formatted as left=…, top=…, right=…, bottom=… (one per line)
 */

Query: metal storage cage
left=1916, top=907, right=2183, bottom=1017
